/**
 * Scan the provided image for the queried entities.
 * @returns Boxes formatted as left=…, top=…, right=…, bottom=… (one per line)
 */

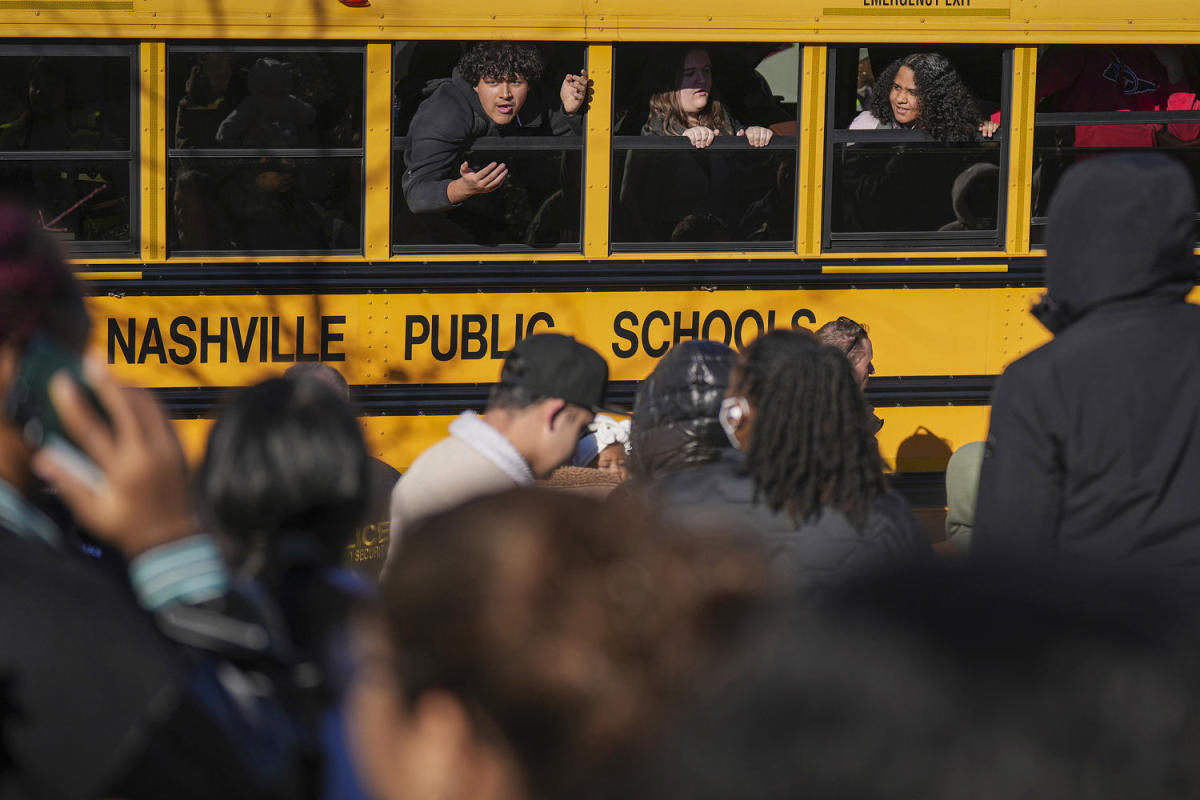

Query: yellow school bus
left=5, top=0, right=1200, bottom=548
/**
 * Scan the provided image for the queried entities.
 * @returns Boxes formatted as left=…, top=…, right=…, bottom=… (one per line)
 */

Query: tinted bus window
left=824, top=45, right=1009, bottom=250
left=391, top=41, right=586, bottom=252
left=0, top=47, right=136, bottom=253
left=166, top=46, right=365, bottom=255
left=611, top=43, right=799, bottom=251
left=1031, top=45, right=1200, bottom=245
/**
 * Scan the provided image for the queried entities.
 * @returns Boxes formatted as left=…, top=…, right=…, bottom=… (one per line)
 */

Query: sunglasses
left=836, top=316, right=868, bottom=355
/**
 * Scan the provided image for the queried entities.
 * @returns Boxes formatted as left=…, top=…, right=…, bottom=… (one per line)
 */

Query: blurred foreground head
left=198, top=375, right=370, bottom=569
left=624, top=564, right=1200, bottom=800
left=0, top=202, right=89, bottom=489
left=0, top=201, right=88, bottom=352
left=351, top=488, right=767, bottom=800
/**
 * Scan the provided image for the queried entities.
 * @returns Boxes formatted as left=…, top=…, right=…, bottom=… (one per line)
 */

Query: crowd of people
left=6, top=149, right=1200, bottom=798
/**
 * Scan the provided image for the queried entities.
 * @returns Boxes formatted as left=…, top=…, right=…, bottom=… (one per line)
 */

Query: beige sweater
left=386, top=412, right=533, bottom=565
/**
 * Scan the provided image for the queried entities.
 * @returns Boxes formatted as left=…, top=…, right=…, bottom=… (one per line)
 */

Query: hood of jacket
left=629, top=339, right=735, bottom=480
left=1036, top=154, right=1197, bottom=333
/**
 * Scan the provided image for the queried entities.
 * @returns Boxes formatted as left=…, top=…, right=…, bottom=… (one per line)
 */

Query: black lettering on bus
left=200, top=316, right=227, bottom=364
left=271, top=316, right=295, bottom=362
left=295, top=316, right=318, bottom=362
left=673, top=311, right=700, bottom=344
left=791, top=309, right=817, bottom=329
left=526, top=312, right=555, bottom=336
left=642, top=310, right=671, bottom=358
left=138, top=318, right=167, bottom=365
left=490, top=313, right=524, bottom=360
left=108, top=318, right=135, bottom=364
left=430, top=315, right=458, bottom=362
left=612, top=311, right=639, bottom=358
left=231, top=317, right=258, bottom=363
left=461, top=314, right=487, bottom=360
left=767, top=310, right=777, bottom=330
left=321, top=316, right=346, bottom=362
left=734, top=310, right=765, bottom=349
left=259, top=317, right=269, bottom=362
left=405, top=315, right=429, bottom=360
left=701, top=310, right=732, bottom=344
left=169, top=316, right=197, bottom=365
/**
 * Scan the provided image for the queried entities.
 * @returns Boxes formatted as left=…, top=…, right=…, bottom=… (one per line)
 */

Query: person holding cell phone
left=0, top=202, right=312, bottom=798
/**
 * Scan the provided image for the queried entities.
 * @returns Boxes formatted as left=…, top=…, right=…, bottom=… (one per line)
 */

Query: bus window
left=166, top=46, right=364, bottom=255
left=0, top=46, right=136, bottom=253
left=1031, top=45, right=1200, bottom=245
left=824, top=45, right=1009, bottom=251
left=391, top=41, right=586, bottom=252
left=611, top=43, right=799, bottom=250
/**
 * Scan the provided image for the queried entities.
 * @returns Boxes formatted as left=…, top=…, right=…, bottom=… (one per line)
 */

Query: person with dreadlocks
left=652, top=329, right=930, bottom=595
left=850, top=52, right=998, bottom=140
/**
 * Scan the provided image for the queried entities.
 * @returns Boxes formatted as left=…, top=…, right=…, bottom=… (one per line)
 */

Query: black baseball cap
left=499, top=333, right=612, bottom=412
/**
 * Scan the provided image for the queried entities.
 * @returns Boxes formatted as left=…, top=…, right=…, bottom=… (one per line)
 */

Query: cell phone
left=4, top=334, right=108, bottom=486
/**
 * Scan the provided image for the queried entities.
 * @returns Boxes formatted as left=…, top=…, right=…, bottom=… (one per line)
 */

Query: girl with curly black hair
left=851, top=52, right=998, bottom=141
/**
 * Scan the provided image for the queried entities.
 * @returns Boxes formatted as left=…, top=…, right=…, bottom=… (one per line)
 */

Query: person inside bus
left=1030, top=45, right=1200, bottom=217
left=642, top=46, right=775, bottom=149
left=175, top=52, right=239, bottom=149
left=0, top=58, right=127, bottom=240
left=1036, top=45, right=1200, bottom=149
left=399, top=42, right=588, bottom=244
left=850, top=52, right=999, bottom=139
left=838, top=53, right=1001, bottom=232
left=618, top=46, right=774, bottom=242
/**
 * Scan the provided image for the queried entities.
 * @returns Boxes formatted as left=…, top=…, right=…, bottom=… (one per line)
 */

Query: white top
left=386, top=411, right=534, bottom=565
left=849, top=110, right=896, bottom=130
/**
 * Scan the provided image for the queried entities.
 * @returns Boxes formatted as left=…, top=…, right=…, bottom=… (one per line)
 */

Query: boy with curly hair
left=402, top=42, right=589, bottom=219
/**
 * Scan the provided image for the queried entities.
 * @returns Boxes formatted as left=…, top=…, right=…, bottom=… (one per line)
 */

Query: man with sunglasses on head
left=816, top=316, right=883, bottom=433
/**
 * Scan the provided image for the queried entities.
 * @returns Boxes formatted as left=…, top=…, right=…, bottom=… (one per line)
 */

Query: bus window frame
left=0, top=42, right=139, bottom=257
left=164, top=42, right=367, bottom=259
left=608, top=42, right=803, bottom=254
left=389, top=42, right=589, bottom=256
left=821, top=46, right=1013, bottom=253
left=1029, top=109, right=1200, bottom=246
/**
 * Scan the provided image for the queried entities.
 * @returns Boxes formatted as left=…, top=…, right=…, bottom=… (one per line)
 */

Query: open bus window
left=824, top=45, right=1009, bottom=250
left=391, top=41, right=586, bottom=252
left=1030, top=45, right=1200, bottom=246
left=165, top=46, right=364, bottom=255
left=0, top=47, right=136, bottom=253
left=611, top=43, right=799, bottom=251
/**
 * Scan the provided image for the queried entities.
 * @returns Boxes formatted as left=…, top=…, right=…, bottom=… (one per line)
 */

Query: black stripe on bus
left=153, top=375, right=997, bottom=419
left=79, top=256, right=1056, bottom=294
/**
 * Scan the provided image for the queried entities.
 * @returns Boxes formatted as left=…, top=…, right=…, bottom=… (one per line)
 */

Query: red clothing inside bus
left=1035, top=45, right=1200, bottom=147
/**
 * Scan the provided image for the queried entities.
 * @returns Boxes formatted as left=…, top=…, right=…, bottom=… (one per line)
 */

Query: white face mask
left=718, top=396, right=749, bottom=450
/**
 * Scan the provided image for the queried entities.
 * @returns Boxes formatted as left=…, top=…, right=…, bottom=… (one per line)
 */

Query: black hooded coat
left=627, top=339, right=735, bottom=482
left=974, top=154, right=1200, bottom=579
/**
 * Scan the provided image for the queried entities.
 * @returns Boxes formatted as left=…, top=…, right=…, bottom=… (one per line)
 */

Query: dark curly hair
left=458, top=41, right=546, bottom=85
left=737, top=329, right=886, bottom=529
left=868, top=52, right=982, bottom=142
